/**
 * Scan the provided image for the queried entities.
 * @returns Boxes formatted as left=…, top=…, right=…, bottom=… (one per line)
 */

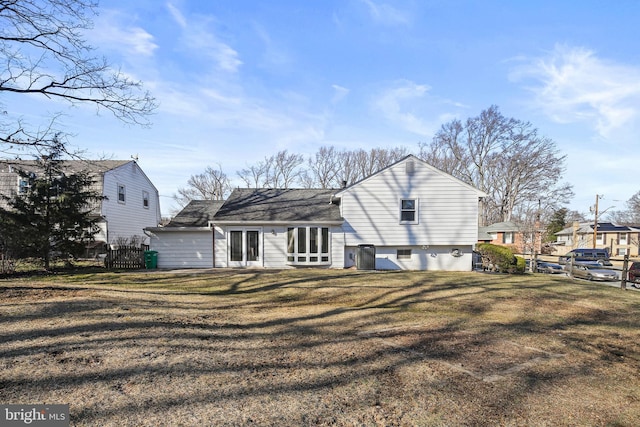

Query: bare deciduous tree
left=237, top=160, right=268, bottom=188
left=267, top=150, right=304, bottom=188
left=174, top=165, right=231, bottom=207
left=308, top=146, right=340, bottom=189
left=419, top=105, right=572, bottom=225
left=0, top=0, right=157, bottom=156
left=607, top=191, right=640, bottom=225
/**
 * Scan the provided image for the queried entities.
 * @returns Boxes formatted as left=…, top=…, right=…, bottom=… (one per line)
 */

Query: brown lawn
left=0, top=269, right=639, bottom=426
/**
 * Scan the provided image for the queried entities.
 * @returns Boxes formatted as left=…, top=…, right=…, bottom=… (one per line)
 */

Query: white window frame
left=399, top=198, right=419, bottom=224
left=503, top=232, right=514, bottom=244
left=596, top=233, right=604, bottom=245
left=117, top=184, right=126, bottom=204
left=619, top=233, right=628, bottom=245
left=142, top=190, right=149, bottom=209
left=617, top=247, right=628, bottom=256
left=287, top=226, right=331, bottom=266
left=397, top=249, right=412, bottom=260
left=228, top=228, right=262, bottom=267
left=17, top=177, right=30, bottom=194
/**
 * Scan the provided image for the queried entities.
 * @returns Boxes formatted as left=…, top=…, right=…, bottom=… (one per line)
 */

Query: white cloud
left=253, top=24, right=293, bottom=72
left=331, top=84, right=350, bottom=104
left=90, top=11, right=158, bottom=58
left=359, top=0, right=411, bottom=26
left=165, top=3, right=242, bottom=73
left=166, top=2, right=187, bottom=28
left=372, top=80, right=437, bottom=136
left=510, top=44, right=640, bottom=138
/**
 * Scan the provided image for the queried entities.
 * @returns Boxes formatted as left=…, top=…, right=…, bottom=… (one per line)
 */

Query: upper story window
left=596, top=233, right=604, bottom=245
left=619, top=233, right=628, bottom=245
left=400, top=198, right=418, bottom=224
left=118, top=184, right=126, bottom=203
left=18, top=178, right=30, bottom=194
left=142, top=190, right=149, bottom=208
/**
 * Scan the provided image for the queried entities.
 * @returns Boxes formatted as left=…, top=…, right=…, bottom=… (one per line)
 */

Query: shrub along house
left=145, top=155, right=486, bottom=270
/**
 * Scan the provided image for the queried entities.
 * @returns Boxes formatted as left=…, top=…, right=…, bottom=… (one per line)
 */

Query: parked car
left=628, top=261, right=640, bottom=283
left=536, top=261, right=565, bottom=274
left=558, top=248, right=612, bottom=266
left=569, top=264, right=618, bottom=281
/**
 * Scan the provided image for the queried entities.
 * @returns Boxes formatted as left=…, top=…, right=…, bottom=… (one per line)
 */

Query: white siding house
left=336, top=156, right=485, bottom=271
left=97, top=161, right=161, bottom=246
left=146, top=156, right=485, bottom=271
left=0, top=159, right=161, bottom=249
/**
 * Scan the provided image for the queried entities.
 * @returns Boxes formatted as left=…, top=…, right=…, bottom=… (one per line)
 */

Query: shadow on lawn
left=1, top=270, right=638, bottom=425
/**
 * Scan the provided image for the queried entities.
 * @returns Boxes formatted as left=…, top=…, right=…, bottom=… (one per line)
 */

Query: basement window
left=397, top=249, right=412, bottom=259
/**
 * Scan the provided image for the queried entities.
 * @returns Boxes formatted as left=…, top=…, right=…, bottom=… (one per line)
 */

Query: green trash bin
left=144, top=250, right=158, bottom=269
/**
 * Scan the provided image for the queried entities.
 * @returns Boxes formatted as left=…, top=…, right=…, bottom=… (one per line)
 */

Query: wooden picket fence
left=105, top=245, right=149, bottom=269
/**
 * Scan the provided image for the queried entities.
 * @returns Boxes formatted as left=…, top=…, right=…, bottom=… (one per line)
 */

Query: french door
left=228, top=229, right=262, bottom=267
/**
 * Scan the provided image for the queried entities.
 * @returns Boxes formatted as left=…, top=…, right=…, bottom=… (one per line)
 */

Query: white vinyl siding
left=149, top=230, right=213, bottom=268
left=347, top=245, right=473, bottom=271
left=101, top=162, right=161, bottom=246
left=339, top=160, right=481, bottom=248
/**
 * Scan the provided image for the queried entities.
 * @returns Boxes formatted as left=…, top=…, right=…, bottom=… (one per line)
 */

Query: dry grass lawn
left=1, top=269, right=639, bottom=426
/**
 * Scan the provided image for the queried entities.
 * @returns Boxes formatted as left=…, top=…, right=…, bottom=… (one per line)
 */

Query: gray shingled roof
left=0, top=159, right=132, bottom=210
left=213, top=188, right=343, bottom=223
left=481, top=221, right=521, bottom=233
left=167, top=200, right=225, bottom=227
left=0, top=159, right=130, bottom=175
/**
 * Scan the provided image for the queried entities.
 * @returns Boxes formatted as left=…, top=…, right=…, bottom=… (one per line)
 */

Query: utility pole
left=592, top=194, right=601, bottom=249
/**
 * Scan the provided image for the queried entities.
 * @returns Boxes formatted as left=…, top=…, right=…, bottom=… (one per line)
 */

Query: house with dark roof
left=555, top=221, right=640, bottom=257
left=144, top=155, right=486, bottom=270
left=0, top=159, right=161, bottom=250
left=478, top=221, right=543, bottom=254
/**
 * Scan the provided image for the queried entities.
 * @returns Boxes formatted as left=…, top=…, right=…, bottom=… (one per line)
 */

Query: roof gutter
left=144, top=226, right=213, bottom=233
left=211, top=220, right=344, bottom=226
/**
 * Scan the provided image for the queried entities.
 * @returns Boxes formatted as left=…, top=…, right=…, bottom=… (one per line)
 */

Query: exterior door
left=228, top=229, right=262, bottom=267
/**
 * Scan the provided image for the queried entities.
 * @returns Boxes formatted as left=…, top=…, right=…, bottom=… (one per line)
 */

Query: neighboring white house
left=0, top=159, right=161, bottom=250
left=145, top=155, right=486, bottom=271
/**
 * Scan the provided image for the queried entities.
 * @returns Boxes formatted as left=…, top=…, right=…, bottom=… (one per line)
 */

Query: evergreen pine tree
left=0, top=150, right=103, bottom=269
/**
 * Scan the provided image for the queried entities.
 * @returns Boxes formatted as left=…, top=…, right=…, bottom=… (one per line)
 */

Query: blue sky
left=9, top=0, right=640, bottom=217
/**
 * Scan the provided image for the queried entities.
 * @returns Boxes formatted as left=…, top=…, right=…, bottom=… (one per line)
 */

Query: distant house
left=554, top=222, right=640, bottom=258
left=0, top=159, right=161, bottom=251
left=145, top=155, right=486, bottom=270
left=480, top=221, right=522, bottom=246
